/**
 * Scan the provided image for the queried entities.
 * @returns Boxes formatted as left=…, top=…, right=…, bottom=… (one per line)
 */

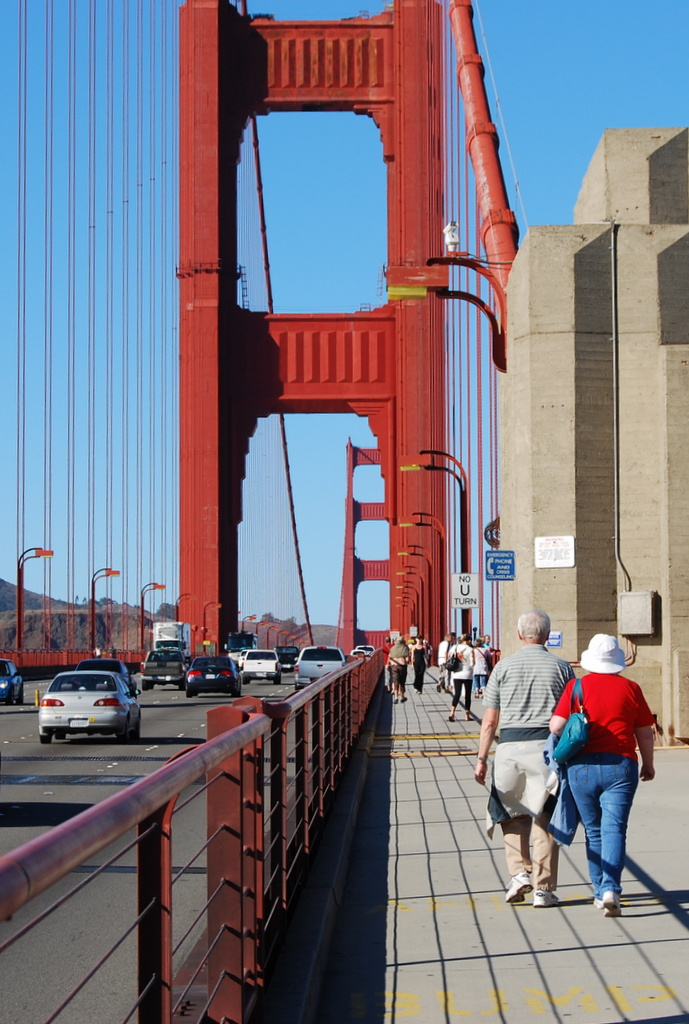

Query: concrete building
left=501, top=127, right=689, bottom=740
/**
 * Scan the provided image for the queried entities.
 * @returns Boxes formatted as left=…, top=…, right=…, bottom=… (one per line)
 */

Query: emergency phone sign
left=451, top=573, right=480, bottom=609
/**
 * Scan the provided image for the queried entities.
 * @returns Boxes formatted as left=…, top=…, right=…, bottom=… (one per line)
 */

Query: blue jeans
left=566, top=753, right=638, bottom=897
left=473, top=673, right=487, bottom=695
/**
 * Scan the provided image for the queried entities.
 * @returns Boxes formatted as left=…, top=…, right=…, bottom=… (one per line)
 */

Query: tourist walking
left=412, top=637, right=427, bottom=693
left=549, top=634, right=655, bottom=917
left=474, top=610, right=574, bottom=907
left=387, top=636, right=410, bottom=704
left=436, top=632, right=455, bottom=693
left=448, top=634, right=474, bottom=721
left=472, top=639, right=491, bottom=697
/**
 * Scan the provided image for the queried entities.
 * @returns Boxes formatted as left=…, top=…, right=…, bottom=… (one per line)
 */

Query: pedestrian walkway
left=266, top=670, right=689, bottom=1023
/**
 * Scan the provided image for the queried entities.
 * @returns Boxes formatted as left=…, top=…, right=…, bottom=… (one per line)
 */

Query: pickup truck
left=140, top=650, right=186, bottom=690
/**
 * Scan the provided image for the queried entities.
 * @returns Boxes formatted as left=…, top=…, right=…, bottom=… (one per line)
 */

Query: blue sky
left=2, top=0, right=688, bottom=638
left=250, top=0, right=689, bottom=630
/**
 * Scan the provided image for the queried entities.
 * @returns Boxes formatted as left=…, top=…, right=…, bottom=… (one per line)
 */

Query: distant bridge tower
left=179, top=0, right=448, bottom=648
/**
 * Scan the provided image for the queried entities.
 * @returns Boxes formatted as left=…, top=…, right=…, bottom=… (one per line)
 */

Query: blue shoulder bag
left=552, top=678, right=589, bottom=765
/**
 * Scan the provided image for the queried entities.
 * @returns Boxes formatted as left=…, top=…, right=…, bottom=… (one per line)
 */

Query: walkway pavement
left=266, top=670, right=689, bottom=1024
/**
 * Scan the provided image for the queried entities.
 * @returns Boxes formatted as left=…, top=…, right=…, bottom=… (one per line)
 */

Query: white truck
left=152, top=621, right=192, bottom=661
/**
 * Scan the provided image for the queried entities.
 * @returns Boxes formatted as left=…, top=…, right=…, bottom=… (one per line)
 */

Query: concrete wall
left=501, top=128, right=689, bottom=739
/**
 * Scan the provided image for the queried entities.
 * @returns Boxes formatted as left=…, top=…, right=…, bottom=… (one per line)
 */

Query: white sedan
left=39, top=671, right=142, bottom=744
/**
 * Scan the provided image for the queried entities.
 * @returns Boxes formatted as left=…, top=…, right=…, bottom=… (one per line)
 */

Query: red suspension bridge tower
left=179, top=0, right=517, bottom=649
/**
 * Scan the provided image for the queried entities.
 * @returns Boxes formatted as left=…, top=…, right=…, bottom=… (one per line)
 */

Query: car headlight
left=0, top=680, right=9, bottom=689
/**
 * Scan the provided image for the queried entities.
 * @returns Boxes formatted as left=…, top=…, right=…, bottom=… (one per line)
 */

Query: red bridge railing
left=0, top=652, right=383, bottom=1024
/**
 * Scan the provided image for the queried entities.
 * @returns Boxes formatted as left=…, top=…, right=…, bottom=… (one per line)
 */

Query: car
left=236, top=648, right=252, bottom=671
left=294, top=646, right=347, bottom=689
left=75, top=657, right=133, bottom=689
left=350, top=645, right=375, bottom=658
left=241, top=649, right=282, bottom=685
left=275, top=645, right=300, bottom=672
left=0, top=660, right=23, bottom=705
left=39, top=671, right=142, bottom=744
left=139, top=650, right=187, bottom=690
left=186, top=656, right=241, bottom=699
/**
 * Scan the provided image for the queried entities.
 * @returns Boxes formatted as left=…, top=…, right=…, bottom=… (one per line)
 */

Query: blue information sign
left=546, top=631, right=563, bottom=648
left=485, top=550, right=516, bottom=581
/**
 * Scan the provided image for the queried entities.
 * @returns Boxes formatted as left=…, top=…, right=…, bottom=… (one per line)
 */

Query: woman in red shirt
left=549, top=634, right=655, bottom=917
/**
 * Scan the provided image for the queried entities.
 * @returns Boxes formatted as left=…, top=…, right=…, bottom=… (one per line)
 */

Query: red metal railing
left=0, top=652, right=382, bottom=1024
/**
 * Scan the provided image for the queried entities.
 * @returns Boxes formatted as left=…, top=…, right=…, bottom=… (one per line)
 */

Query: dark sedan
left=76, top=657, right=133, bottom=690
left=185, top=656, right=241, bottom=699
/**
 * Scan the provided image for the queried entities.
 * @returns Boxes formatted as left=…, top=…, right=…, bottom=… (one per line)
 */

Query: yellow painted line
left=376, top=733, right=482, bottom=740
left=372, top=749, right=479, bottom=758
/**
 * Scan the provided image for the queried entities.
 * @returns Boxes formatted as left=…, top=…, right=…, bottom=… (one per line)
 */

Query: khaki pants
left=500, top=809, right=559, bottom=891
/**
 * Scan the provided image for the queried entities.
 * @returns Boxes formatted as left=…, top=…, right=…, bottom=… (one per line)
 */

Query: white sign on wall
left=451, top=573, right=480, bottom=608
left=534, top=536, right=575, bottom=569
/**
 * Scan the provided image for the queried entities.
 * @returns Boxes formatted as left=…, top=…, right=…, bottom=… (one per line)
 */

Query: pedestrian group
left=385, top=607, right=656, bottom=916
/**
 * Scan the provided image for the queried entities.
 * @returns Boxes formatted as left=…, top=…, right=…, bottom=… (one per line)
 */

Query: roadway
left=0, top=672, right=298, bottom=856
left=0, top=673, right=300, bottom=1023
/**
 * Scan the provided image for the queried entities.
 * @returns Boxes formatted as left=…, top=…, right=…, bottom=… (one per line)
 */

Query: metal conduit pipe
left=610, top=221, right=632, bottom=593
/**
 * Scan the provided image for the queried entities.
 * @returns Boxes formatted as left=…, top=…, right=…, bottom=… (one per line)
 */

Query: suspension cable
left=242, top=32, right=314, bottom=643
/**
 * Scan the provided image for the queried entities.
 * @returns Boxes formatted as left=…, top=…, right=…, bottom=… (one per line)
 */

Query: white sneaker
left=601, top=890, right=621, bottom=917
left=505, top=870, right=533, bottom=903
left=593, top=897, right=605, bottom=909
left=533, top=889, right=559, bottom=908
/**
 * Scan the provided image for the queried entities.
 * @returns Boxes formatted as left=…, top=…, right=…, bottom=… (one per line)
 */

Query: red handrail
left=0, top=652, right=383, bottom=1024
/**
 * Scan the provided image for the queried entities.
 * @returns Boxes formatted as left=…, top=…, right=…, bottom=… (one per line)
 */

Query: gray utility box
left=618, top=590, right=657, bottom=637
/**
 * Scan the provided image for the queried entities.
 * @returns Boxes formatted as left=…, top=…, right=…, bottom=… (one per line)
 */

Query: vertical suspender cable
left=105, top=0, right=115, bottom=643
left=135, top=0, right=144, bottom=602
left=16, top=0, right=28, bottom=637
left=148, top=0, right=158, bottom=584
left=87, top=0, right=98, bottom=593
left=66, top=0, right=78, bottom=649
left=159, top=0, right=169, bottom=601
left=43, top=0, right=55, bottom=648
left=121, top=0, right=131, bottom=649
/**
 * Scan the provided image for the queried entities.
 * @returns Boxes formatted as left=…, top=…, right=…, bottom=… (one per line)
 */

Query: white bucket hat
left=580, top=634, right=626, bottom=674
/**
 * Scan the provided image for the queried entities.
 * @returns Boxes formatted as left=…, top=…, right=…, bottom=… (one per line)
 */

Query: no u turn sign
left=450, top=573, right=480, bottom=608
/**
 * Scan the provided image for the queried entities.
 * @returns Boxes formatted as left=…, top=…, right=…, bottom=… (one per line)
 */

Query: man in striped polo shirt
left=474, top=610, right=574, bottom=908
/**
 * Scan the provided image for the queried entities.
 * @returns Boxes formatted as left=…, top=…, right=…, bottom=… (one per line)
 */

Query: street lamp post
left=90, top=568, right=120, bottom=653
left=401, top=452, right=471, bottom=631
left=16, top=547, right=53, bottom=652
left=203, top=602, right=222, bottom=649
left=175, top=593, right=195, bottom=621
left=398, top=549, right=432, bottom=635
left=140, top=583, right=165, bottom=652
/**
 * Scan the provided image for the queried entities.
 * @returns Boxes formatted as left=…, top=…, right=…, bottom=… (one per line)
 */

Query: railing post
left=206, top=705, right=249, bottom=1024
left=137, top=802, right=175, bottom=1024
left=313, top=690, right=325, bottom=824
left=294, top=704, right=310, bottom=870
left=270, top=717, right=288, bottom=937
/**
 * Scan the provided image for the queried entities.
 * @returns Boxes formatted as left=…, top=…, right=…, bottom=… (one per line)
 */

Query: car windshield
left=50, top=674, right=118, bottom=692
left=0, top=661, right=11, bottom=675
left=147, top=651, right=182, bottom=663
left=276, top=647, right=298, bottom=655
left=245, top=651, right=274, bottom=660
left=191, top=658, right=233, bottom=670
left=299, top=649, right=343, bottom=662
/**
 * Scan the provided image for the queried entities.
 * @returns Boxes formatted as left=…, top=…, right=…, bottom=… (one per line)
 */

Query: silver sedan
left=38, top=671, right=142, bottom=744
